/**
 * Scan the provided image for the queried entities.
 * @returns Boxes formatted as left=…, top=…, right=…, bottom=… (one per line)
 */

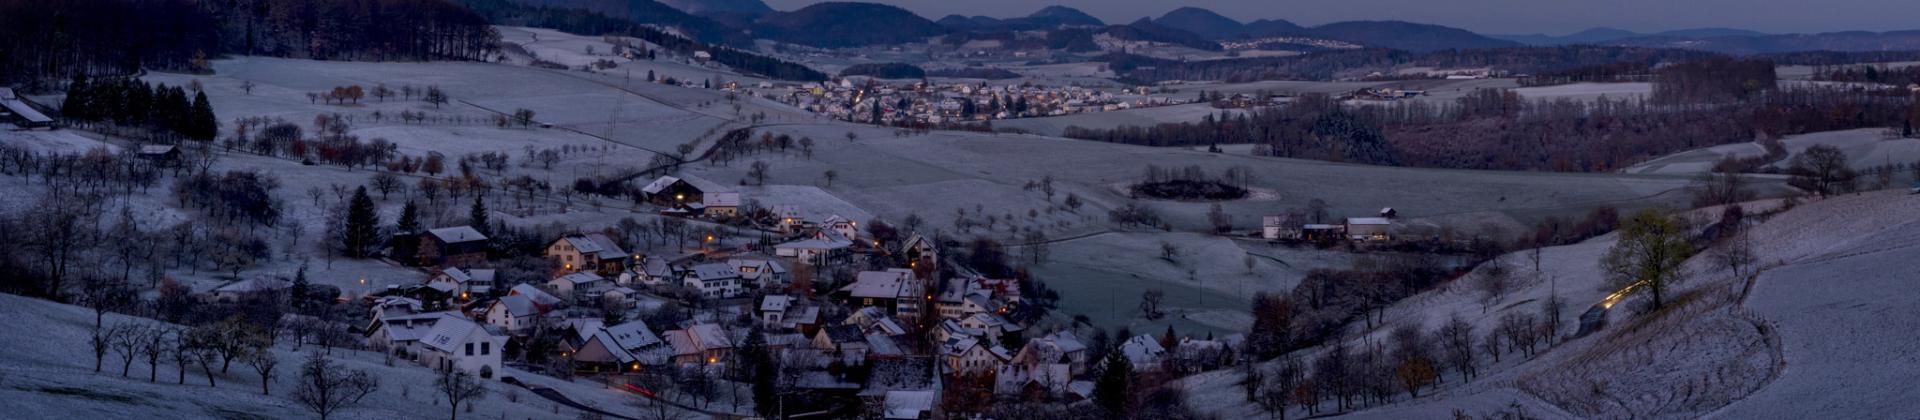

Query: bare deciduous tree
left=294, top=352, right=380, bottom=420
left=436, top=369, right=489, bottom=420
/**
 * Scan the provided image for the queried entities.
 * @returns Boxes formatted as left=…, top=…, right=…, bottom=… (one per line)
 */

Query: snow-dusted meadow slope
left=1181, top=189, right=1920, bottom=419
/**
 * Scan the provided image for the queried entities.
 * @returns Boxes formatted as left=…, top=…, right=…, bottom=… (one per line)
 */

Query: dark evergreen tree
left=468, top=194, right=490, bottom=236
left=290, top=262, right=311, bottom=313
left=61, top=74, right=91, bottom=120
left=189, top=91, right=217, bottom=140
left=741, top=325, right=778, bottom=417
left=1094, top=352, right=1134, bottom=415
left=344, top=186, right=381, bottom=258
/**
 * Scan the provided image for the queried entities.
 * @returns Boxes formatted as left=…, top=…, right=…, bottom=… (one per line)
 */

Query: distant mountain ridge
left=937, top=5, right=1103, bottom=31
left=1143, top=8, right=1515, bottom=52
left=1494, top=27, right=1772, bottom=45
left=655, top=0, right=771, bottom=16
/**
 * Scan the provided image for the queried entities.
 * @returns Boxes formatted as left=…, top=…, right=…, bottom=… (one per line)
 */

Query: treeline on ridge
left=1069, top=58, right=1916, bottom=171
left=0, top=0, right=500, bottom=86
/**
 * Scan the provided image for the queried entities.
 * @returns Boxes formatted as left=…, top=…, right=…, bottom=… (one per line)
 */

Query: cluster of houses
left=174, top=171, right=1254, bottom=418
left=777, top=79, right=1187, bottom=126
left=1262, top=207, right=1399, bottom=242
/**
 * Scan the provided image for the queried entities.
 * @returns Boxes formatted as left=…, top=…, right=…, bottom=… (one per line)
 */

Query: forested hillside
left=0, top=0, right=498, bottom=86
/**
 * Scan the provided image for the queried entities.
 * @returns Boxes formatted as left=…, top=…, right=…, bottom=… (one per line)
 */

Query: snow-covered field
left=1511, top=82, right=1652, bottom=102
left=991, top=103, right=1247, bottom=137
left=1625, top=128, right=1920, bottom=176
left=1184, top=190, right=1920, bottom=419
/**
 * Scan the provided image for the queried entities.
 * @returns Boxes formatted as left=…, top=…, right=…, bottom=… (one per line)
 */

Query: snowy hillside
left=0, top=294, right=684, bottom=419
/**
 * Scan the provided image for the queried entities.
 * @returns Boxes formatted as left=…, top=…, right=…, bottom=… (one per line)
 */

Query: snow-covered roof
left=419, top=316, right=495, bottom=354
left=605, top=320, right=662, bottom=350
left=558, top=233, right=627, bottom=259
left=509, top=284, right=562, bottom=306
left=1346, top=217, right=1391, bottom=226
left=427, top=226, right=488, bottom=243
left=761, top=295, right=793, bottom=313
left=640, top=176, right=683, bottom=194
left=704, top=192, right=740, bottom=207
left=214, top=278, right=290, bottom=294
left=0, top=89, right=51, bottom=123
left=1121, top=334, right=1166, bottom=365
left=843, top=269, right=910, bottom=299
left=493, top=295, right=538, bottom=317
left=688, top=263, right=738, bottom=281
left=551, top=271, right=606, bottom=285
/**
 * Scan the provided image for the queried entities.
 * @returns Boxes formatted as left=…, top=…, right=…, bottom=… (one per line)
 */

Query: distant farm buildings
left=0, top=88, right=56, bottom=129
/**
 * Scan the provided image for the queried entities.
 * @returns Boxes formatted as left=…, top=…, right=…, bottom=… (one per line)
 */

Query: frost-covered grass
left=1625, top=128, right=1920, bottom=176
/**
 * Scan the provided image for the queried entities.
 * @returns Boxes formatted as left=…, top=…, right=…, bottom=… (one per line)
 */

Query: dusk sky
left=762, top=0, right=1920, bottom=35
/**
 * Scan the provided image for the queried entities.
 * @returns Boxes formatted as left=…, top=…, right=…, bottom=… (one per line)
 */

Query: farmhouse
left=1345, top=217, right=1392, bottom=241
left=1262, top=214, right=1301, bottom=240
left=729, top=257, right=788, bottom=287
left=0, top=88, right=54, bottom=129
left=136, top=145, right=181, bottom=165
left=419, top=226, right=488, bottom=268
left=641, top=175, right=723, bottom=208
left=703, top=192, right=741, bottom=218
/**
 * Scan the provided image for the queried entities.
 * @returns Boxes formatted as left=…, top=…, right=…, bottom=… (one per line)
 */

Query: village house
left=775, top=230, right=854, bottom=266
left=728, top=258, right=788, bottom=288
left=839, top=269, right=928, bottom=325
left=1011, top=331, right=1090, bottom=375
left=822, top=215, right=860, bottom=242
left=419, top=226, right=489, bottom=268
left=426, top=267, right=496, bottom=302
left=941, top=337, right=1009, bottom=375
left=364, top=310, right=461, bottom=352
left=771, top=205, right=810, bottom=233
left=617, top=256, right=680, bottom=287
left=546, top=271, right=611, bottom=303
left=898, top=232, right=938, bottom=270
left=1118, top=334, right=1168, bottom=371
left=569, top=320, right=670, bottom=372
left=545, top=233, right=630, bottom=275
left=959, top=313, right=1021, bottom=346
left=993, top=363, right=1072, bottom=398
left=683, top=263, right=744, bottom=299
left=485, top=287, right=558, bottom=334
left=813, top=324, right=872, bottom=364
left=663, top=323, right=734, bottom=365
left=703, top=192, right=741, bottom=218
left=411, top=316, right=508, bottom=379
